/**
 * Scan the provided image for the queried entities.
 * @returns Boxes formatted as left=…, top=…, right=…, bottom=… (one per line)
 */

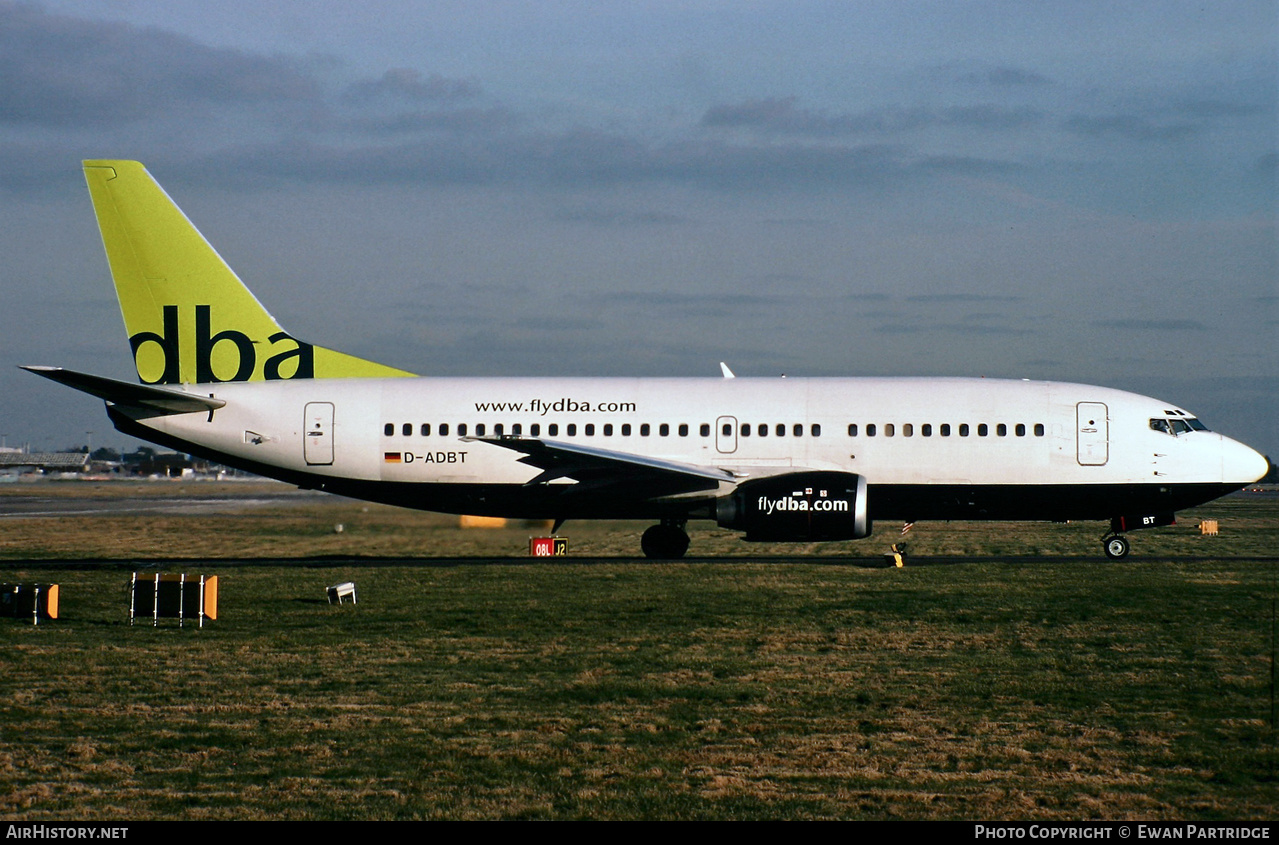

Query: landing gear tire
left=1103, top=535, right=1130, bottom=560
left=641, top=522, right=690, bottom=560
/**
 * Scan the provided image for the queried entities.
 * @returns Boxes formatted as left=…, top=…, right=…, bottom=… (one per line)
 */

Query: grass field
left=2, top=482, right=1277, bottom=820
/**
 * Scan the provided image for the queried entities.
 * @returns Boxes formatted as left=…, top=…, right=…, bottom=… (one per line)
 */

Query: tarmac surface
left=0, top=485, right=329, bottom=518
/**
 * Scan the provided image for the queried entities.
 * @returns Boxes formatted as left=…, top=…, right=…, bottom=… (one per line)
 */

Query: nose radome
left=1223, top=437, right=1270, bottom=485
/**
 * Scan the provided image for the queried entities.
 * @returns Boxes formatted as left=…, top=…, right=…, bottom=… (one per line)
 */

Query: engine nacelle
left=716, top=471, right=871, bottom=541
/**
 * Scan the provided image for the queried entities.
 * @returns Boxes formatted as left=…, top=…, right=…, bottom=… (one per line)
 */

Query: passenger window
left=402, top=423, right=412, bottom=437
left=440, top=423, right=449, bottom=436
left=585, top=424, right=595, bottom=436
left=776, top=423, right=785, bottom=437
left=622, top=424, right=632, bottom=436
left=1034, top=423, right=1044, bottom=437
left=959, top=424, right=969, bottom=437
left=679, top=424, right=689, bottom=437
left=940, top=424, right=950, bottom=437
left=660, top=424, right=670, bottom=437
left=641, top=424, right=651, bottom=436
left=848, top=424, right=858, bottom=437
left=384, top=423, right=394, bottom=436
left=793, top=424, right=803, bottom=437
left=494, top=423, right=504, bottom=436
left=722, top=423, right=732, bottom=436
left=604, top=424, right=613, bottom=436
left=512, top=423, right=522, bottom=435
left=530, top=424, right=539, bottom=436
left=567, top=424, right=577, bottom=436
left=997, top=423, right=1007, bottom=437
left=978, top=424, right=988, bottom=437
left=758, top=423, right=767, bottom=437
left=903, top=423, right=914, bottom=437
left=811, top=424, right=821, bottom=437
left=922, top=424, right=932, bottom=437
left=885, top=423, right=895, bottom=437
left=700, top=424, right=710, bottom=437
left=548, top=424, right=558, bottom=436
left=1015, top=424, right=1025, bottom=437
left=476, top=423, right=486, bottom=436
left=458, top=423, right=468, bottom=436
left=867, top=424, right=876, bottom=437
left=741, top=424, right=750, bottom=437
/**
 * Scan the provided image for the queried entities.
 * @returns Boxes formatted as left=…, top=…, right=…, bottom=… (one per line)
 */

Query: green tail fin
left=83, top=160, right=415, bottom=384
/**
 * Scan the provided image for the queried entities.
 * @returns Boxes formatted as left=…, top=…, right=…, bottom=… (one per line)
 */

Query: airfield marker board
left=0, top=583, right=58, bottom=625
left=130, top=573, right=218, bottom=628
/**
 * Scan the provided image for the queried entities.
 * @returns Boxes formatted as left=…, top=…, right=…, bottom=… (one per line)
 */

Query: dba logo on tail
left=130, top=304, right=315, bottom=384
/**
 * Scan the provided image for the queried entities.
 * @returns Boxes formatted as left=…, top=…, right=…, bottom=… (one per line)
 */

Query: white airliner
left=25, top=161, right=1269, bottom=559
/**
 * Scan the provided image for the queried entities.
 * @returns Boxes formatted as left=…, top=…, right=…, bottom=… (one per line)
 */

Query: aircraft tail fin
left=82, top=160, right=415, bottom=384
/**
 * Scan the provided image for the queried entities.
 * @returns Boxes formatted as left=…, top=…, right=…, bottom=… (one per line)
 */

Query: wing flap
left=22, top=366, right=225, bottom=416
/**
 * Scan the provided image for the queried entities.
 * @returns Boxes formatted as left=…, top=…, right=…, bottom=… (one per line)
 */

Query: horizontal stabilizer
left=21, top=366, right=226, bottom=416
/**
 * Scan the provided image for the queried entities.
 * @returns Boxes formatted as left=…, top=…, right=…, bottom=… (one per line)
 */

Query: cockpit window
left=1151, top=416, right=1210, bottom=435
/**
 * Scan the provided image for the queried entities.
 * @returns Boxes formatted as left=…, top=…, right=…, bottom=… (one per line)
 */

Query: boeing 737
left=24, top=161, right=1270, bottom=559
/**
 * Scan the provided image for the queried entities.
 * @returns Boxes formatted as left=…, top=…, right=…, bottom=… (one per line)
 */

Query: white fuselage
left=114, top=375, right=1267, bottom=524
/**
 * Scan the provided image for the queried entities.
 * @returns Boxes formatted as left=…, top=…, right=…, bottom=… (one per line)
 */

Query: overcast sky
left=1, top=0, right=1275, bottom=457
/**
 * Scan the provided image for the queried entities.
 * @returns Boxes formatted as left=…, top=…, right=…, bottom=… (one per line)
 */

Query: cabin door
left=716, top=415, right=738, bottom=454
left=304, top=402, right=334, bottom=466
left=1076, top=402, right=1108, bottom=466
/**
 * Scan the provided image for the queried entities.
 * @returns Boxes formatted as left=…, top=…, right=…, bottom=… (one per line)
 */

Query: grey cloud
left=701, top=97, right=1040, bottom=136
left=701, top=97, right=932, bottom=134
left=1173, top=99, right=1266, bottom=120
left=190, top=132, right=1017, bottom=192
left=342, top=69, right=483, bottom=104
left=0, top=2, right=321, bottom=127
left=589, top=291, right=790, bottom=311
left=1063, top=87, right=1270, bottom=144
left=0, top=7, right=1025, bottom=197
left=350, top=106, right=520, bottom=136
left=1063, top=114, right=1197, bottom=142
left=956, top=66, right=1052, bottom=87
left=550, top=207, right=688, bottom=226
left=944, top=105, right=1042, bottom=129
left=905, top=293, right=1022, bottom=304
left=872, top=321, right=1029, bottom=336
left=1094, top=319, right=1207, bottom=331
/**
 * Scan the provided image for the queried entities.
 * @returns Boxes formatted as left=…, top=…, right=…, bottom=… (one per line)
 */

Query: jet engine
left=716, top=471, right=871, bottom=541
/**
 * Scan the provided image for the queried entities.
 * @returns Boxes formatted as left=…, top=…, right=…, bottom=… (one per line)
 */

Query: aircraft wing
left=21, top=366, right=226, bottom=417
left=466, top=435, right=738, bottom=496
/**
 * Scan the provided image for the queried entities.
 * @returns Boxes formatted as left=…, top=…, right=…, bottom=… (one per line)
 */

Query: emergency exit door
left=716, top=416, right=738, bottom=453
left=304, top=402, right=334, bottom=465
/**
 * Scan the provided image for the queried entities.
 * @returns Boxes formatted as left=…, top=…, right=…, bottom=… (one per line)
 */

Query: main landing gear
left=641, top=519, right=690, bottom=559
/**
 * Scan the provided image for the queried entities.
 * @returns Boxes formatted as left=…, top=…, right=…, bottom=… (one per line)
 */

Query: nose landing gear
left=1101, top=512, right=1175, bottom=560
left=1102, top=533, right=1130, bottom=560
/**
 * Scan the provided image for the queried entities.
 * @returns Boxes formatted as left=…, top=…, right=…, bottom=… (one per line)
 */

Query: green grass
left=1, top=484, right=1277, bottom=819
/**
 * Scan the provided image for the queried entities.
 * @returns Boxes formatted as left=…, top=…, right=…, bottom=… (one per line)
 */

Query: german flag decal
left=383, top=452, right=402, bottom=463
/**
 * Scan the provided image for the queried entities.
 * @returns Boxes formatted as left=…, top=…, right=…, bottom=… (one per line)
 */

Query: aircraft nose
left=1223, top=437, right=1270, bottom=485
